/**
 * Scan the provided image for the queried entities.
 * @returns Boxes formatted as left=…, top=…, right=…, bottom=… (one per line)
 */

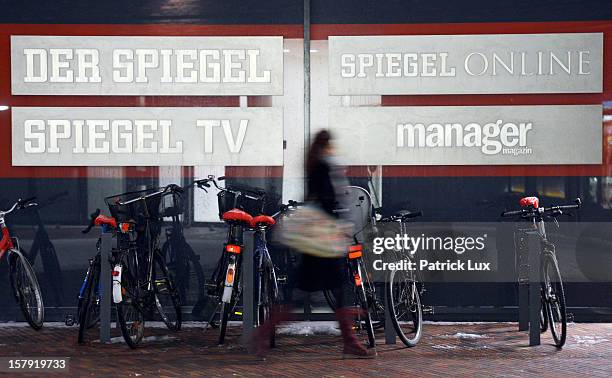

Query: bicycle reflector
left=348, top=244, right=363, bottom=259
left=119, top=223, right=133, bottom=233
left=226, top=244, right=241, bottom=254
left=354, top=273, right=362, bottom=287
left=226, top=267, right=235, bottom=284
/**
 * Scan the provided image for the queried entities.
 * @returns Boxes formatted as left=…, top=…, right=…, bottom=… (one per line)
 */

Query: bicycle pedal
left=276, top=275, right=288, bottom=284
left=567, top=313, right=575, bottom=323
left=64, top=314, right=75, bottom=327
left=422, top=306, right=434, bottom=315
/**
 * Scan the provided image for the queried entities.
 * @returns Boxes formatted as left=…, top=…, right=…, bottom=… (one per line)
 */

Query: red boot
left=335, top=307, right=377, bottom=359
left=250, top=305, right=289, bottom=358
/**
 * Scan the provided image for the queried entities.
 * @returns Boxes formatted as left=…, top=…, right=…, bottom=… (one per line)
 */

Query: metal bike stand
left=241, top=231, right=255, bottom=346
left=526, top=233, right=541, bottom=346
left=99, top=232, right=113, bottom=344
left=517, top=232, right=541, bottom=346
left=384, top=284, right=396, bottom=345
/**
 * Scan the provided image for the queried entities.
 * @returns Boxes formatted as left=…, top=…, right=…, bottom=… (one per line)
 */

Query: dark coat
left=296, top=158, right=345, bottom=292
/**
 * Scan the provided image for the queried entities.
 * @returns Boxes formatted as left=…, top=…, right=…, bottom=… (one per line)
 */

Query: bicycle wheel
left=387, top=268, right=423, bottom=347
left=115, top=252, right=145, bottom=349
left=323, top=289, right=338, bottom=311
left=542, top=254, right=567, bottom=348
left=257, top=263, right=278, bottom=347
left=218, top=258, right=241, bottom=345
left=9, top=250, right=44, bottom=330
left=163, top=240, right=206, bottom=316
left=78, top=256, right=101, bottom=343
left=355, top=261, right=375, bottom=348
left=539, top=295, right=548, bottom=333
left=153, top=251, right=182, bottom=331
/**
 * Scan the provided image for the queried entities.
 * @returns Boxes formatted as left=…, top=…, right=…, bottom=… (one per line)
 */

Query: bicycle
left=0, top=198, right=44, bottom=330
left=20, top=191, right=67, bottom=307
left=76, top=208, right=121, bottom=344
left=194, top=175, right=270, bottom=345
left=159, top=188, right=207, bottom=318
left=501, top=196, right=581, bottom=348
left=252, top=200, right=300, bottom=348
left=106, top=185, right=183, bottom=348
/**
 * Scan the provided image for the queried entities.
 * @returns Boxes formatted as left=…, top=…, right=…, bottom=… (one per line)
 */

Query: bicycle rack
left=99, top=232, right=112, bottom=344
left=517, top=231, right=541, bottom=346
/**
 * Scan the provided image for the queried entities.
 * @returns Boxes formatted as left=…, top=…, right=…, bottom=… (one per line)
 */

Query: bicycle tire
left=323, top=289, right=338, bottom=311
left=357, top=282, right=375, bottom=348
left=115, top=252, right=145, bottom=349
left=539, top=295, right=548, bottom=333
left=78, top=257, right=100, bottom=343
left=153, top=251, right=182, bottom=331
left=542, top=254, right=567, bottom=348
left=218, top=301, right=231, bottom=345
left=257, top=264, right=277, bottom=348
left=163, top=239, right=206, bottom=316
left=9, top=250, right=44, bottom=330
left=386, top=269, right=423, bottom=347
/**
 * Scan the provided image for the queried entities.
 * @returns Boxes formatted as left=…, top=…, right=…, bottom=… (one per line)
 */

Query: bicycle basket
left=105, top=188, right=164, bottom=223
left=160, top=190, right=184, bottom=218
left=217, top=184, right=267, bottom=219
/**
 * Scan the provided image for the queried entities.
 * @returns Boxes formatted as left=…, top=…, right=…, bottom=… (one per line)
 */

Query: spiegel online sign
left=329, top=105, right=602, bottom=165
left=12, top=107, right=283, bottom=166
left=329, top=33, right=603, bottom=95
left=11, top=36, right=283, bottom=96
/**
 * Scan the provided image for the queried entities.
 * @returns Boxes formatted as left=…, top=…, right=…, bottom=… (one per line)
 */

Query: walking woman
left=252, top=130, right=375, bottom=358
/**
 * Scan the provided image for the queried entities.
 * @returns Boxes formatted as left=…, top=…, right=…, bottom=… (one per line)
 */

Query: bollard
left=384, top=282, right=396, bottom=345
left=526, top=233, right=541, bottom=346
left=99, top=232, right=112, bottom=344
left=241, top=231, right=255, bottom=346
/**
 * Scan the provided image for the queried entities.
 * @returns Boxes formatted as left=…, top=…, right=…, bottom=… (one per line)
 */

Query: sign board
left=12, top=107, right=283, bottom=166
left=329, top=105, right=602, bottom=165
left=329, top=33, right=603, bottom=95
left=11, top=36, right=284, bottom=96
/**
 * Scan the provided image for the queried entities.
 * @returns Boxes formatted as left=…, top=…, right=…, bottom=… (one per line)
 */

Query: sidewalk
left=0, top=322, right=610, bottom=377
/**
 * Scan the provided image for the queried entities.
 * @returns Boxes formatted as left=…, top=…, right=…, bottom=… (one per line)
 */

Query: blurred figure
left=252, top=130, right=375, bottom=359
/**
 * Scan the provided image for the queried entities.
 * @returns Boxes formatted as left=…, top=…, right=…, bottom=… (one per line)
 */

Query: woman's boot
left=335, top=307, right=376, bottom=358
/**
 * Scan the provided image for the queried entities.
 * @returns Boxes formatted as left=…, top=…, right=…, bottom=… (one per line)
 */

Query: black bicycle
left=194, top=175, right=270, bottom=345
left=106, top=185, right=183, bottom=348
left=159, top=188, right=206, bottom=318
left=76, top=209, right=118, bottom=344
left=22, top=192, right=67, bottom=307
left=252, top=200, right=299, bottom=348
left=501, top=196, right=581, bottom=348
left=0, top=198, right=44, bottom=330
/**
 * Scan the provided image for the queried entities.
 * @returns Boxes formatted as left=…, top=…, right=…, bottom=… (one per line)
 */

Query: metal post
left=518, top=283, right=529, bottom=331
left=384, top=282, right=396, bottom=344
left=242, top=231, right=255, bottom=345
left=303, top=0, right=311, bottom=184
left=99, top=233, right=112, bottom=343
left=527, top=233, right=541, bottom=346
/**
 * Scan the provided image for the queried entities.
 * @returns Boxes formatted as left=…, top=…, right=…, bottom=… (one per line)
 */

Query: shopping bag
left=274, top=204, right=352, bottom=258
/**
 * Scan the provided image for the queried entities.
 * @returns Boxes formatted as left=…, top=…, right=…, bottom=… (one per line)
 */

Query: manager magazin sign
left=10, top=36, right=285, bottom=166
left=329, top=105, right=602, bottom=165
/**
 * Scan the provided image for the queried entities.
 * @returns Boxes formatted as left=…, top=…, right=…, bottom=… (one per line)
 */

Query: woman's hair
left=306, top=129, right=332, bottom=176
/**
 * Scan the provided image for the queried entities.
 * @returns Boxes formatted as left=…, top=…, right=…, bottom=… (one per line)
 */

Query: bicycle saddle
left=251, top=214, right=275, bottom=228
left=94, top=214, right=117, bottom=229
left=519, top=196, right=539, bottom=209
left=222, top=208, right=253, bottom=225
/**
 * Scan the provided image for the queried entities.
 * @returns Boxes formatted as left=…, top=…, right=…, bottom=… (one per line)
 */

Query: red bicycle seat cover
left=251, top=215, right=276, bottom=228
left=519, top=196, right=539, bottom=209
left=222, top=208, right=254, bottom=225
left=94, top=214, right=117, bottom=229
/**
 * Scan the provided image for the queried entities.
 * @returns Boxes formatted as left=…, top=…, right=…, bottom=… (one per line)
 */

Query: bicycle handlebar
left=82, top=209, right=101, bottom=234
left=500, top=198, right=582, bottom=218
left=0, top=197, right=39, bottom=216
left=379, top=210, right=423, bottom=223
